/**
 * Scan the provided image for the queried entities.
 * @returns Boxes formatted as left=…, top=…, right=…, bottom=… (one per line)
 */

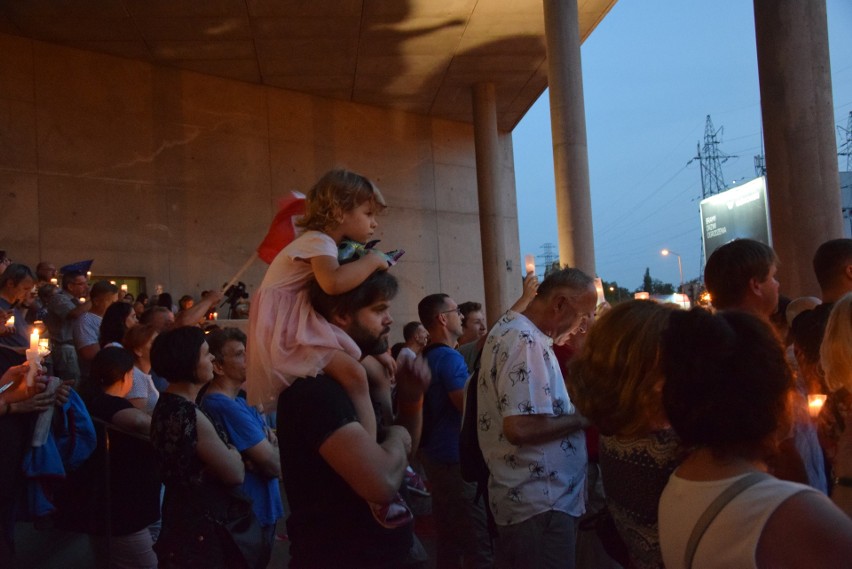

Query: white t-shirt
left=476, top=311, right=587, bottom=526
left=659, top=472, right=817, bottom=569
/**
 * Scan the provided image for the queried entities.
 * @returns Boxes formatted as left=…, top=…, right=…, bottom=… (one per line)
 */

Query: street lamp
left=661, top=249, right=684, bottom=294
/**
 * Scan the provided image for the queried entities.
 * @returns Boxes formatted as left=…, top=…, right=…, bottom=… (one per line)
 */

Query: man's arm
left=502, top=413, right=589, bottom=446
left=319, top=422, right=410, bottom=504
left=394, top=356, right=431, bottom=456
left=174, top=290, right=224, bottom=327
left=243, top=438, right=281, bottom=479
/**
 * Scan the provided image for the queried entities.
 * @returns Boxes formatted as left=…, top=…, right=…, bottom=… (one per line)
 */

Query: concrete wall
left=0, top=33, right=522, bottom=339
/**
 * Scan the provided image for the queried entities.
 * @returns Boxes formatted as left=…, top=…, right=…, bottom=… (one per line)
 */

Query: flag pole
left=221, top=252, right=258, bottom=293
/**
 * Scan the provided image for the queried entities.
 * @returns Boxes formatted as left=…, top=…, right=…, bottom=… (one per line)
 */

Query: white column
left=472, top=82, right=510, bottom=323
left=543, top=0, right=596, bottom=276
left=754, top=0, right=843, bottom=296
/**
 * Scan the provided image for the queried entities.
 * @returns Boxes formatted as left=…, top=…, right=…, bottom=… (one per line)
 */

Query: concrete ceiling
left=0, top=0, right=616, bottom=131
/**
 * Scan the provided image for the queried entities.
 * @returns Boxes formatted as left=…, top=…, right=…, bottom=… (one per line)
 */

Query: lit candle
left=120, top=284, right=128, bottom=292
left=79, top=297, right=86, bottom=303
left=524, top=254, right=535, bottom=275
left=30, top=330, right=39, bottom=351
left=109, top=280, right=116, bottom=285
left=212, top=312, right=218, bottom=320
left=86, top=271, right=92, bottom=278
left=808, top=394, right=827, bottom=418
left=5, top=315, right=14, bottom=327
left=49, top=278, right=58, bottom=285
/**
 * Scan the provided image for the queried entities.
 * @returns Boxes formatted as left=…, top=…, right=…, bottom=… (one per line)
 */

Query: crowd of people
left=1, top=174, right=852, bottom=569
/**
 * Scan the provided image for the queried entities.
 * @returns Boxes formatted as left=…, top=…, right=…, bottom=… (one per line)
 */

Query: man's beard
left=348, top=321, right=390, bottom=356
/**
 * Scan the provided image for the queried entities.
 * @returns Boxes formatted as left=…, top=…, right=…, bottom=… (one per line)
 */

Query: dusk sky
left=514, top=0, right=852, bottom=291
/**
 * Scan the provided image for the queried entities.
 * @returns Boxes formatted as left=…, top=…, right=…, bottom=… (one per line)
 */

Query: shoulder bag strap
left=684, top=471, right=770, bottom=569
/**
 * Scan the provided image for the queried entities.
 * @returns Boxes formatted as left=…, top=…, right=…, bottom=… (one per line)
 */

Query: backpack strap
left=684, top=471, right=770, bottom=569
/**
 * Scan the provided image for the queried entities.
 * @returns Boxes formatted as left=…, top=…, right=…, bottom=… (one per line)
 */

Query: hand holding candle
left=808, top=394, right=827, bottom=418
left=524, top=254, right=535, bottom=275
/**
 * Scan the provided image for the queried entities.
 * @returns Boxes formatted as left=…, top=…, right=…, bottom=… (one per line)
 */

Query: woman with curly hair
left=570, top=300, right=679, bottom=569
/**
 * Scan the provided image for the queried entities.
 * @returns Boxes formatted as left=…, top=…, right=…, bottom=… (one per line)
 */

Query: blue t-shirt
left=421, top=344, right=469, bottom=464
left=200, top=393, right=284, bottom=527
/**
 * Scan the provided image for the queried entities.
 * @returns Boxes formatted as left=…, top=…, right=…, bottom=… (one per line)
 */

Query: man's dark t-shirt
left=792, top=302, right=835, bottom=364
left=277, top=375, right=414, bottom=568
left=55, top=393, right=161, bottom=536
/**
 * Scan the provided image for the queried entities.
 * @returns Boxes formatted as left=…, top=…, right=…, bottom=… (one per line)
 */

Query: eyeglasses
left=439, top=307, right=462, bottom=316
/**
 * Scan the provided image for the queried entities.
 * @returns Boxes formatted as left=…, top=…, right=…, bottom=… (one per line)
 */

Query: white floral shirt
left=476, top=311, right=587, bottom=526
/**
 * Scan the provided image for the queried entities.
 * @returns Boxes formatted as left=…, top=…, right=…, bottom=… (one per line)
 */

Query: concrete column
left=543, top=0, right=595, bottom=276
left=472, top=82, right=509, bottom=324
left=754, top=0, right=843, bottom=297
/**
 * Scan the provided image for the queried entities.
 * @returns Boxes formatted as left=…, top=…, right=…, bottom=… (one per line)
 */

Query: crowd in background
left=1, top=234, right=851, bottom=569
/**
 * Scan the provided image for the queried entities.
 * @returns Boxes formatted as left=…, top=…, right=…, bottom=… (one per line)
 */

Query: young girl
left=247, top=169, right=395, bottom=440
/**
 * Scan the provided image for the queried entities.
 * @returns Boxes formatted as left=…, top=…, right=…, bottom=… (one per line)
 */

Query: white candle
left=5, top=315, right=14, bottom=327
left=86, top=271, right=92, bottom=278
left=49, top=278, right=58, bottom=285
left=212, top=312, right=218, bottom=320
left=30, top=330, right=39, bottom=351
left=808, top=394, right=827, bottom=418
left=524, top=254, right=535, bottom=274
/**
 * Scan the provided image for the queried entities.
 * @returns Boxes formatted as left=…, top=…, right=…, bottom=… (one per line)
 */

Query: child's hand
left=367, top=249, right=390, bottom=271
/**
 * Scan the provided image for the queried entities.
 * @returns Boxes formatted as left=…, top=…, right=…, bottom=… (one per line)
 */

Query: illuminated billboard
left=699, top=176, right=772, bottom=260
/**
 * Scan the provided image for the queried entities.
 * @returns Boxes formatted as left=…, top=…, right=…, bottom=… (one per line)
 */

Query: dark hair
left=661, top=308, right=792, bottom=459
left=100, top=301, right=135, bottom=347
left=391, top=342, right=405, bottom=360
left=90, top=280, right=119, bottom=301
left=536, top=267, right=594, bottom=299
left=402, top=321, right=423, bottom=341
left=813, top=238, right=852, bottom=291
left=178, top=295, right=194, bottom=310
left=156, top=293, right=174, bottom=311
left=122, top=324, right=158, bottom=360
left=704, top=239, right=778, bottom=310
left=458, top=301, right=482, bottom=322
left=417, top=294, right=451, bottom=328
left=151, top=326, right=207, bottom=384
left=310, top=271, right=398, bottom=323
left=136, top=293, right=149, bottom=305
left=82, top=346, right=135, bottom=400
left=0, top=263, right=34, bottom=288
left=62, top=270, right=87, bottom=290
left=206, top=327, right=247, bottom=362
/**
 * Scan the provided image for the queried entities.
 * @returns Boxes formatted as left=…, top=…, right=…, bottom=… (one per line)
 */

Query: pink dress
left=246, top=230, right=361, bottom=411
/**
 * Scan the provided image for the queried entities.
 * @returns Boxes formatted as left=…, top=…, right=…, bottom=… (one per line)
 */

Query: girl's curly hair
left=296, top=169, right=386, bottom=232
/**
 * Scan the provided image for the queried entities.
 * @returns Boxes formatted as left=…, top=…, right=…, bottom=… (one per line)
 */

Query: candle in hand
left=808, top=394, right=827, bottom=418
left=524, top=254, right=535, bottom=275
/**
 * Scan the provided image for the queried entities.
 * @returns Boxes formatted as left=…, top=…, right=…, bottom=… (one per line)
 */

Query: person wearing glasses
left=417, top=293, right=493, bottom=568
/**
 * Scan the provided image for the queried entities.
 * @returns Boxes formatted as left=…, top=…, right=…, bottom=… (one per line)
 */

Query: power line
left=839, top=111, right=852, bottom=171
left=687, top=115, right=736, bottom=199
